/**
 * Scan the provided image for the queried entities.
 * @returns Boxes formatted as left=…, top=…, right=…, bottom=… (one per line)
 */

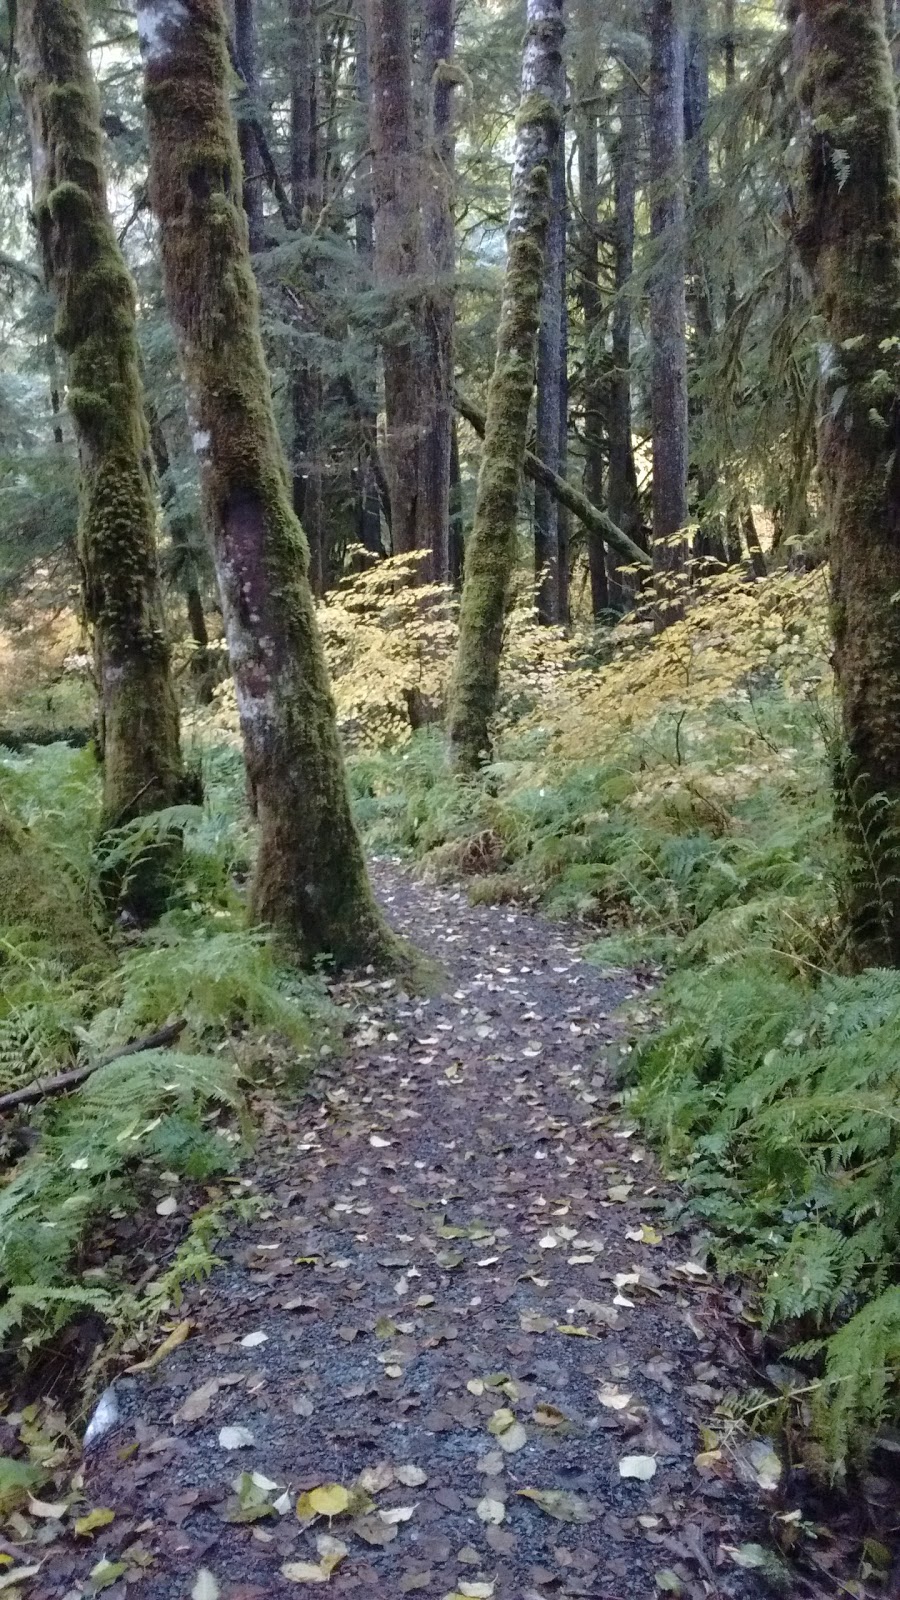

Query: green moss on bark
left=138, top=0, right=395, bottom=969
left=793, top=0, right=900, bottom=963
left=448, top=64, right=559, bottom=770
left=18, top=0, right=185, bottom=916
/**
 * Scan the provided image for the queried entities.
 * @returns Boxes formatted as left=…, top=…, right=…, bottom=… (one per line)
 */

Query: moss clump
left=19, top=0, right=186, bottom=916
left=0, top=808, right=107, bottom=973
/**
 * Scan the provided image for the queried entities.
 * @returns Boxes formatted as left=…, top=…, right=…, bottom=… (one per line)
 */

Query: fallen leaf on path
left=379, top=1505, right=416, bottom=1525
left=598, top=1386, right=633, bottom=1410
left=27, top=1495, right=68, bottom=1519
left=74, top=1507, right=116, bottom=1536
left=127, top=1317, right=191, bottom=1372
left=176, top=1378, right=220, bottom=1422
left=192, top=1572, right=220, bottom=1600
left=156, top=1194, right=178, bottom=1216
left=395, top=1464, right=427, bottom=1487
left=0, top=1567, right=41, bottom=1591
left=240, top=1330, right=268, bottom=1348
left=351, top=1513, right=398, bottom=1545
left=218, top=1426, right=254, bottom=1451
left=476, top=1496, right=505, bottom=1524
left=618, top=1455, right=657, bottom=1481
left=517, top=1488, right=595, bottom=1523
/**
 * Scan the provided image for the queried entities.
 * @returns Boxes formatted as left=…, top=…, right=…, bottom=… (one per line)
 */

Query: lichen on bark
left=137, top=0, right=395, bottom=968
left=447, top=0, right=564, bottom=772
left=792, top=0, right=900, bottom=963
left=17, top=0, right=185, bottom=915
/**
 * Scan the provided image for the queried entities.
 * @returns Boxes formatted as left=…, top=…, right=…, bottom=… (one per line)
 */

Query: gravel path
left=37, top=862, right=779, bottom=1600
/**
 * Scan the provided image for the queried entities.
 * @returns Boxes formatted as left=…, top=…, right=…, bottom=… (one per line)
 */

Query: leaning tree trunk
left=18, top=0, right=185, bottom=905
left=792, top=0, right=900, bottom=966
left=534, top=29, right=567, bottom=626
left=648, top=0, right=689, bottom=615
left=368, top=0, right=429, bottom=563
left=137, top=0, right=393, bottom=968
left=448, top=0, right=565, bottom=770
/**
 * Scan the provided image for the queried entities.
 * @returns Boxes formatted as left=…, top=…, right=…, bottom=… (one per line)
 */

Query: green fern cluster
left=0, top=1048, right=244, bottom=1348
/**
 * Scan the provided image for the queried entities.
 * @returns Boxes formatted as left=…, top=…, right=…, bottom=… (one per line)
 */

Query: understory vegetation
left=0, top=738, right=334, bottom=1387
left=335, top=559, right=900, bottom=1481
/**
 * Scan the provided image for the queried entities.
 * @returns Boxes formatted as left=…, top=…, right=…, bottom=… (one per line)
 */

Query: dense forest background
left=3, top=0, right=900, bottom=1580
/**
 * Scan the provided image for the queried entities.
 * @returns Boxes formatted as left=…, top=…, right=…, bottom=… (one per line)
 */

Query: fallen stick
left=0, top=1018, right=187, bottom=1114
left=454, top=389, right=652, bottom=570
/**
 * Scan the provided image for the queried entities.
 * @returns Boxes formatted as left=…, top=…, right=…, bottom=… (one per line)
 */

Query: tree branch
left=0, top=1018, right=188, bottom=1114
left=454, top=390, right=651, bottom=569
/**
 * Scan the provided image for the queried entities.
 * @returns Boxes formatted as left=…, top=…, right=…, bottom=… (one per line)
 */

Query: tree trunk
left=448, top=0, right=565, bottom=770
left=289, top=0, right=327, bottom=595
left=534, top=41, right=567, bottom=626
left=607, top=62, right=644, bottom=602
left=420, top=0, right=457, bottom=583
left=792, top=0, right=900, bottom=966
left=18, top=0, right=185, bottom=910
left=649, top=0, right=689, bottom=614
left=367, top=0, right=428, bottom=563
left=233, top=0, right=265, bottom=251
left=684, top=0, right=725, bottom=567
left=449, top=418, right=464, bottom=588
left=137, top=0, right=393, bottom=968
left=574, top=0, right=608, bottom=620
left=352, top=0, right=386, bottom=558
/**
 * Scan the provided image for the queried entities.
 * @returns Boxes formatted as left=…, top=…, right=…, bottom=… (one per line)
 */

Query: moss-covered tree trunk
left=447, top=0, right=564, bottom=771
left=137, top=0, right=393, bottom=968
left=18, top=0, right=185, bottom=895
left=421, top=0, right=457, bottom=585
left=792, top=0, right=900, bottom=965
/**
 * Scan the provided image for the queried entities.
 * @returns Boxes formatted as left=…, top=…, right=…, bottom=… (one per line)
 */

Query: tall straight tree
left=606, top=56, right=644, bottom=594
left=574, top=0, right=608, bottom=618
left=648, top=0, right=688, bottom=608
left=233, top=0, right=265, bottom=251
left=367, top=0, right=429, bottom=564
left=792, top=0, right=900, bottom=965
left=448, top=0, right=565, bottom=769
left=18, top=0, right=185, bottom=897
left=534, top=2, right=567, bottom=625
left=137, top=0, right=393, bottom=967
left=421, top=0, right=457, bottom=583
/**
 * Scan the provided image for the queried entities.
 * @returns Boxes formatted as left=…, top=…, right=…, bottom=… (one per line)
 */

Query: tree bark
left=447, top=0, right=565, bottom=770
left=288, top=0, right=327, bottom=594
left=233, top=0, right=265, bottom=251
left=534, top=33, right=567, bottom=625
left=137, top=0, right=393, bottom=968
left=420, top=0, right=457, bottom=582
left=574, top=0, right=608, bottom=619
left=792, top=0, right=900, bottom=966
left=649, top=0, right=689, bottom=614
left=607, top=60, right=644, bottom=602
left=367, top=0, right=428, bottom=563
left=352, top=0, right=386, bottom=557
left=18, top=0, right=185, bottom=911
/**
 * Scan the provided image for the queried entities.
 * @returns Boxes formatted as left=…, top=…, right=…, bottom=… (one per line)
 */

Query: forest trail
left=46, top=864, right=779, bottom=1600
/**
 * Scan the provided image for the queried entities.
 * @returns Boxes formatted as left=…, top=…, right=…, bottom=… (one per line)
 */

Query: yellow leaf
left=74, top=1507, right=116, bottom=1537
left=307, top=1484, right=351, bottom=1518
left=126, top=1318, right=191, bottom=1373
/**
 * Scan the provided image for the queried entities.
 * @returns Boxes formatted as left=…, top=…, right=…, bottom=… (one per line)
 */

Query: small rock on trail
left=43, top=861, right=779, bottom=1600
